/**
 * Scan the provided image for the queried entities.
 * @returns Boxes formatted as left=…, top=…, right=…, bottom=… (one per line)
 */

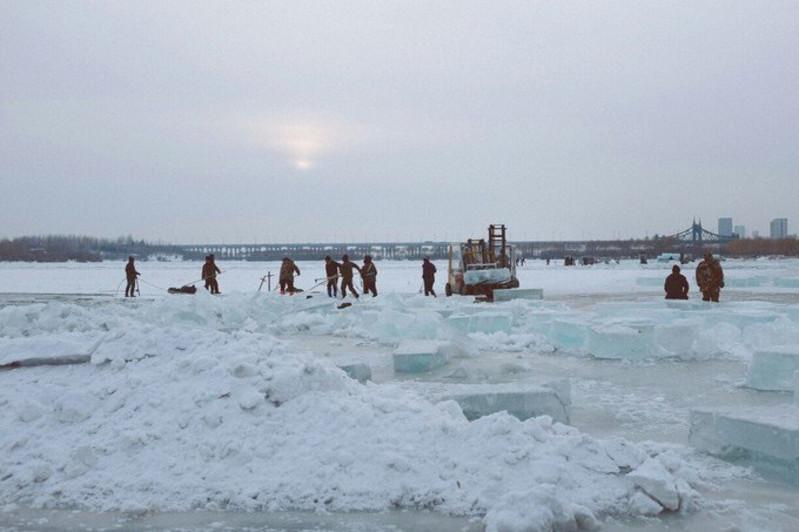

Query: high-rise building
left=734, top=225, right=746, bottom=238
left=752, top=230, right=760, bottom=239
left=718, top=218, right=733, bottom=237
left=770, top=218, right=788, bottom=239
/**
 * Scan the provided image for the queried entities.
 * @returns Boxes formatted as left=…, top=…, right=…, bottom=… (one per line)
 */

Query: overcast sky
left=2, top=1, right=797, bottom=244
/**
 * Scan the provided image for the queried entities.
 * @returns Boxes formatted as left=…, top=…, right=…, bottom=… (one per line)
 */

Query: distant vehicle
left=446, top=224, right=519, bottom=298
left=656, top=252, right=681, bottom=263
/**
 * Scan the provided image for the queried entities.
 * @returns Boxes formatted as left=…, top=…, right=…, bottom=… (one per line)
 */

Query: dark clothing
left=363, top=279, right=377, bottom=297
left=423, top=279, right=436, bottom=297
left=202, top=261, right=221, bottom=294
left=696, top=258, right=724, bottom=302
left=125, top=279, right=138, bottom=297
left=340, top=260, right=361, bottom=280
left=202, top=262, right=220, bottom=280
left=279, top=260, right=300, bottom=294
left=125, top=261, right=140, bottom=297
left=422, top=260, right=436, bottom=297
left=422, top=261, right=436, bottom=280
left=664, top=272, right=689, bottom=300
left=341, top=278, right=359, bottom=298
left=280, top=279, right=295, bottom=293
left=362, top=261, right=377, bottom=297
left=340, top=260, right=362, bottom=298
left=280, top=260, right=300, bottom=281
left=325, top=260, right=340, bottom=297
left=325, top=260, right=340, bottom=278
left=326, top=279, right=338, bottom=298
left=125, top=262, right=139, bottom=280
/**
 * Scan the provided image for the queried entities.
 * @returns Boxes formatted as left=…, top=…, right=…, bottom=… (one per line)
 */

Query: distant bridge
left=665, top=220, right=736, bottom=244
left=179, top=242, right=452, bottom=261
left=175, top=221, right=733, bottom=262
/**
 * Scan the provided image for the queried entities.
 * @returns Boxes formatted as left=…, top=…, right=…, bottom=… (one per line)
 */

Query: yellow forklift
left=445, top=224, right=519, bottom=298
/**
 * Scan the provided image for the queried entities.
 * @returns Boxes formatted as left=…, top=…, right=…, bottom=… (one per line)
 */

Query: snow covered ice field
left=2, top=258, right=799, bottom=531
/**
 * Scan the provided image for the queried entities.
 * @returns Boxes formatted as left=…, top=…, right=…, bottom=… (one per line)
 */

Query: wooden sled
left=168, top=285, right=197, bottom=294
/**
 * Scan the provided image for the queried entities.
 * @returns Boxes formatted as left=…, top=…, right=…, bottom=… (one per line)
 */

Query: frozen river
left=2, top=258, right=799, bottom=531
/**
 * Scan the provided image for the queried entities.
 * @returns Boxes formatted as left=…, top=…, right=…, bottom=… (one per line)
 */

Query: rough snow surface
left=2, top=258, right=799, bottom=530
left=2, top=294, right=700, bottom=529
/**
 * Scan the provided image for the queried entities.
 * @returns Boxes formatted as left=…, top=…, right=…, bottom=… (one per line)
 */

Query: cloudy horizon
left=2, top=1, right=797, bottom=244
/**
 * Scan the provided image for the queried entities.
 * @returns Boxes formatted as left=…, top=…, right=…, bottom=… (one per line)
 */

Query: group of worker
left=125, top=254, right=223, bottom=297
left=125, top=253, right=434, bottom=298
left=126, top=251, right=725, bottom=302
left=276, top=254, right=437, bottom=298
left=664, top=251, right=725, bottom=302
left=306, top=254, right=380, bottom=298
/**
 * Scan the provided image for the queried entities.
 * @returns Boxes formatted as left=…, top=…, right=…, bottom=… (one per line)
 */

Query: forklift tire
left=445, top=283, right=452, bottom=297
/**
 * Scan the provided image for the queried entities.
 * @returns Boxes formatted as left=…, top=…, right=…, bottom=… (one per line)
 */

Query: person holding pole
left=202, top=254, right=221, bottom=294
left=125, top=256, right=140, bottom=297
left=279, top=257, right=301, bottom=295
left=340, top=254, right=361, bottom=299
left=324, top=255, right=340, bottom=298
left=422, top=257, right=436, bottom=297
left=361, top=255, right=378, bottom=297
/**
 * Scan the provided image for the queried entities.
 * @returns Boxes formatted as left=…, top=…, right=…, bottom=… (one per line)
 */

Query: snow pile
left=0, top=297, right=707, bottom=529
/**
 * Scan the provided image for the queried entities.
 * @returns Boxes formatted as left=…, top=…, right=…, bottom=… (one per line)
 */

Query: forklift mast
left=462, top=224, right=508, bottom=269
left=488, top=224, right=507, bottom=268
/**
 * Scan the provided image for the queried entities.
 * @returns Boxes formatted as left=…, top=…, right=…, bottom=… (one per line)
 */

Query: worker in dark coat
left=664, top=264, right=689, bottom=300
left=202, top=255, right=211, bottom=291
left=279, top=257, right=301, bottom=295
left=124, top=256, right=140, bottom=297
left=202, top=254, right=221, bottom=294
left=340, top=254, right=362, bottom=299
left=324, top=255, right=340, bottom=298
left=422, top=257, right=437, bottom=297
left=695, top=251, right=724, bottom=302
left=361, top=255, right=378, bottom=297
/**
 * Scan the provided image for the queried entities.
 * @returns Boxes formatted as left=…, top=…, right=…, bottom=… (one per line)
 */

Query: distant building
left=734, top=225, right=746, bottom=238
left=752, top=230, right=760, bottom=239
left=770, top=218, right=788, bottom=239
left=718, top=217, right=733, bottom=237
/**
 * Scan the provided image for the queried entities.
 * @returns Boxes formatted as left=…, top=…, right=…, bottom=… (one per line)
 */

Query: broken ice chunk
left=627, top=458, right=680, bottom=511
left=338, top=363, right=372, bottom=383
left=689, top=405, right=799, bottom=484
left=437, top=383, right=570, bottom=424
left=446, top=312, right=512, bottom=335
left=654, top=323, right=699, bottom=359
left=774, top=277, right=799, bottom=288
left=492, top=288, right=543, bottom=302
left=794, top=371, right=799, bottom=405
left=747, top=348, right=799, bottom=391
left=393, top=340, right=450, bottom=373
left=588, top=323, right=654, bottom=360
left=549, top=320, right=588, bottom=350
left=725, top=276, right=766, bottom=288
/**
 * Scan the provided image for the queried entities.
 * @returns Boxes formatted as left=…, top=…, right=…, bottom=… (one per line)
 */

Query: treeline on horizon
left=1, top=234, right=798, bottom=262
left=0, top=235, right=182, bottom=262
left=724, top=236, right=799, bottom=257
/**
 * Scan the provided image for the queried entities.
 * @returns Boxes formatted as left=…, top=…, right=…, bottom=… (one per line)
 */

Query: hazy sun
left=242, top=116, right=338, bottom=171
left=295, top=159, right=314, bottom=170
